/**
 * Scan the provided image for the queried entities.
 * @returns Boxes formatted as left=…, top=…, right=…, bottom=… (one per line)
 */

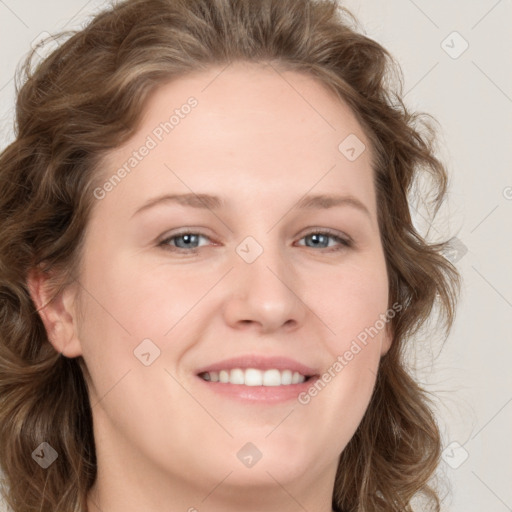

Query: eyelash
left=158, top=228, right=353, bottom=254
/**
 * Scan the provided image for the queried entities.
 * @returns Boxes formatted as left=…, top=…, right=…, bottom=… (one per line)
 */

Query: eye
left=158, top=228, right=352, bottom=254
left=295, top=229, right=352, bottom=251
left=159, top=231, right=212, bottom=252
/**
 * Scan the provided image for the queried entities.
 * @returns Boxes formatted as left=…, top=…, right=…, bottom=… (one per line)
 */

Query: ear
left=27, top=267, right=83, bottom=358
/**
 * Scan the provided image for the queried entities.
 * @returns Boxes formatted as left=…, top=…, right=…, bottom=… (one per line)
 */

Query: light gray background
left=0, top=1, right=511, bottom=511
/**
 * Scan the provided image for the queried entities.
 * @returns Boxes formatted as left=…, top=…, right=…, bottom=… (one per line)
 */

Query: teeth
left=200, top=368, right=307, bottom=386
left=230, top=368, right=245, bottom=385
left=245, top=368, right=263, bottom=386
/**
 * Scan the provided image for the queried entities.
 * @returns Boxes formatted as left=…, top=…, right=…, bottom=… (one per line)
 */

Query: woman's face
left=54, top=62, right=392, bottom=504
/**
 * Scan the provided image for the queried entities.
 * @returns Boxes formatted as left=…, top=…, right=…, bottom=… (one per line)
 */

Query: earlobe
left=380, top=323, right=393, bottom=357
left=26, top=268, right=83, bottom=358
left=380, top=335, right=392, bottom=357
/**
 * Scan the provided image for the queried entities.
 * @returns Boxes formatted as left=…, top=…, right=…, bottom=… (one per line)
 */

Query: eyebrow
left=131, top=192, right=371, bottom=218
left=131, top=193, right=224, bottom=218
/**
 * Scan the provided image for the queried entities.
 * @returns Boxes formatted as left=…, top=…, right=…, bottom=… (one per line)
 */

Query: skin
left=29, top=61, right=392, bottom=512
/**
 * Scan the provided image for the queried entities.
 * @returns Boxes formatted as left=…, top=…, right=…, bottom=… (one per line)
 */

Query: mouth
left=198, top=368, right=313, bottom=386
left=194, top=355, right=318, bottom=403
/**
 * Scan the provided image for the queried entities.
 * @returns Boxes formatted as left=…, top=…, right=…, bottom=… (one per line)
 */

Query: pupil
left=180, top=234, right=196, bottom=247
left=310, top=234, right=326, bottom=247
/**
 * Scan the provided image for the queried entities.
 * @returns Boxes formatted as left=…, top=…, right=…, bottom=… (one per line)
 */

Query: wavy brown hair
left=0, top=0, right=460, bottom=510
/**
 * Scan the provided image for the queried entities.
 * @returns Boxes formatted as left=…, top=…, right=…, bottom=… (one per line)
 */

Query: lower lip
left=196, top=375, right=318, bottom=403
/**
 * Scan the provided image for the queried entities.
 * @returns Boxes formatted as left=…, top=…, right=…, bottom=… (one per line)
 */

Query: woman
left=0, top=0, right=460, bottom=511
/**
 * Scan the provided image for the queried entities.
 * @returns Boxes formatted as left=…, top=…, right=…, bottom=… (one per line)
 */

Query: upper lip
left=196, top=355, right=318, bottom=377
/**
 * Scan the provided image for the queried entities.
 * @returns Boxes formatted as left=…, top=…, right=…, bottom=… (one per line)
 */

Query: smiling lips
left=195, top=356, right=319, bottom=403
left=200, top=368, right=308, bottom=386
left=196, top=355, right=316, bottom=387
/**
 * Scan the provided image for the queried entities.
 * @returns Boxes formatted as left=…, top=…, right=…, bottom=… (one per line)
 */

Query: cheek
left=75, top=249, right=211, bottom=381
left=298, top=262, right=388, bottom=453
left=78, top=245, right=200, bottom=333
left=309, top=251, right=389, bottom=354
left=301, top=252, right=388, bottom=437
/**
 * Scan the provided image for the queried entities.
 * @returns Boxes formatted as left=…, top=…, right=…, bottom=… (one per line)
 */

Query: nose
left=222, top=241, right=306, bottom=334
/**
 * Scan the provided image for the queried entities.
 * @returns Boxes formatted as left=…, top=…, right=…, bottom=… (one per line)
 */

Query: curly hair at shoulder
left=0, top=1, right=460, bottom=511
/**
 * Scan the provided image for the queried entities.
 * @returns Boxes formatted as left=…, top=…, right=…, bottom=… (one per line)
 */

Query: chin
left=221, top=433, right=318, bottom=484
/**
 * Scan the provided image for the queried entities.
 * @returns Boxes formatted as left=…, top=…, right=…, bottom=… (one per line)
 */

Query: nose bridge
left=223, top=231, right=304, bottom=332
left=239, top=233, right=288, bottom=289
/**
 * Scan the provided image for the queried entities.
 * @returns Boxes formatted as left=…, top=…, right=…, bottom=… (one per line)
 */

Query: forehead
left=95, top=62, right=376, bottom=219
